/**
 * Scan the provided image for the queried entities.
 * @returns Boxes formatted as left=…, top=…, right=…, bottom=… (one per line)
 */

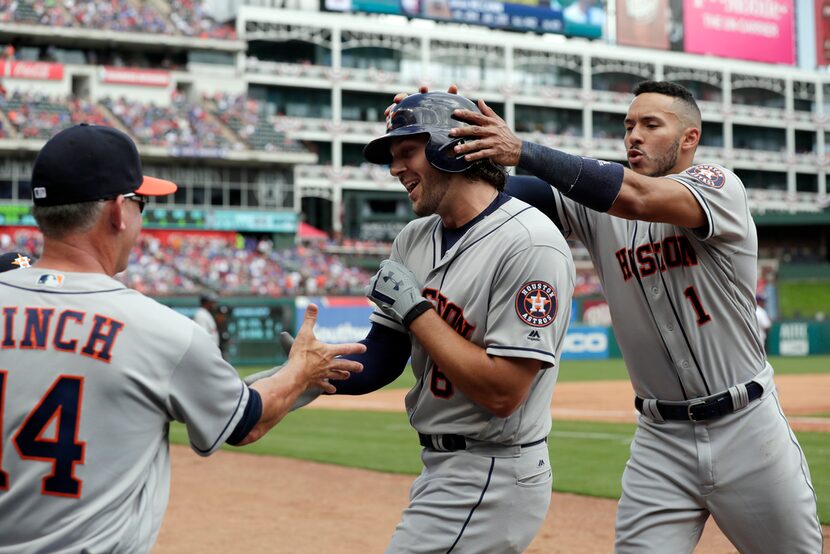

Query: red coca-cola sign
left=2, top=61, right=64, bottom=80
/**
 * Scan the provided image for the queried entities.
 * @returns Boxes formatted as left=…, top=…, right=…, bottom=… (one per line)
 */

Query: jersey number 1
left=0, top=371, right=86, bottom=498
left=683, top=286, right=712, bottom=326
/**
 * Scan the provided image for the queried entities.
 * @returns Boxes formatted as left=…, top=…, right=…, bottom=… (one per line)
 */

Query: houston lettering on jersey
left=423, top=288, right=475, bottom=339
left=1, top=307, right=125, bottom=363
left=615, top=235, right=698, bottom=281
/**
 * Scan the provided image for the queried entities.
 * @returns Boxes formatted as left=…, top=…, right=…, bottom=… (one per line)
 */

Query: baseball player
left=193, top=292, right=220, bottom=346
left=445, top=81, right=822, bottom=553
left=0, top=124, right=364, bottom=553
left=0, top=252, right=36, bottom=272
left=327, top=92, right=575, bottom=553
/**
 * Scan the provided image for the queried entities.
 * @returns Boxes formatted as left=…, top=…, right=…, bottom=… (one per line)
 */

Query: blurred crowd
left=0, top=0, right=235, bottom=39
left=103, top=92, right=240, bottom=151
left=0, top=227, right=607, bottom=298
left=1, top=92, right=110, bottom=140
left=0, top=91, right=306, bottom=153
left=1, top=228, right=377, bottom=297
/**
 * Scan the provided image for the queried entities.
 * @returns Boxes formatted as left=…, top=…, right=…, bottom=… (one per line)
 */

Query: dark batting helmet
left=363, top=92, right=480, bottom=173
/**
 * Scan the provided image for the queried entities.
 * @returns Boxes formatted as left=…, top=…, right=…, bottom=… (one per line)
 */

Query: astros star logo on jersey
left=515, top=281, right=557, bottom=327
left=686, top=164, right=726, bottom=189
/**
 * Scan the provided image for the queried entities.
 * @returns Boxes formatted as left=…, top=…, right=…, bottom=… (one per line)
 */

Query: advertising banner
left=1, top=61, right=64, bottom=80
left=296, top=297, right=374, bottom=343
left=683, top=0, right=795, bottom=64
left=324, top=0, right=605, bottom=38
left=297, top=297, right=611, bottom=359
left=101, top=66, right=171, bottom=87
left=561, top=325, right=610, bottom=360
left=817, top=0, right=830, bottom=65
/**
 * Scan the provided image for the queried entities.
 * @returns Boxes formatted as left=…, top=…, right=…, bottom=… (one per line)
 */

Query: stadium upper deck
left=0, top=1, right=828, bottom=240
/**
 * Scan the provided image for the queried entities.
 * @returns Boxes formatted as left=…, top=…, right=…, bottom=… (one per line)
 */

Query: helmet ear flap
left=426, top=136, right=470, bottom=173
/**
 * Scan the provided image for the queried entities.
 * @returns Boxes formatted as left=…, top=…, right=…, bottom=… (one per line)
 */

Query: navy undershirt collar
left=441, top=192, right=509, bottom=256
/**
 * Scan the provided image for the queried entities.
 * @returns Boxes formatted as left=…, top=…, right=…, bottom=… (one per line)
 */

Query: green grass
left=766, top=355, right=830, bottom=375
left=229, top=355, right=830, bottom=522
left=170, top=411, right=830, bottom=524
left=778, top=281, right=830, bottom=320
left=239, top=355, right=830, bottom=390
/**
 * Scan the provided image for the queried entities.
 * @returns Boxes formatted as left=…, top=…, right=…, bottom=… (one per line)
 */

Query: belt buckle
left=687, top=399, right=707, bottom=422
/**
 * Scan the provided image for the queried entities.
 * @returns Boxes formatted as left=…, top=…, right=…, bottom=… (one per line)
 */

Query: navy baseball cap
left=0, top=252, right=36, bottom=272
left=31, top=124, right=177, bottom=207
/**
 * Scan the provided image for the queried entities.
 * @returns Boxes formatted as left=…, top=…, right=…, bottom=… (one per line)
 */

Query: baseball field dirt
left=154, top=374, right=830, bottom=553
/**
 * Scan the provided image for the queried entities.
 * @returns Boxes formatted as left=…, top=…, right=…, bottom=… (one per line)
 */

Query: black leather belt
left=418, top=433, right=547, bottom=452
left=635, top=381, right=763, bottom=422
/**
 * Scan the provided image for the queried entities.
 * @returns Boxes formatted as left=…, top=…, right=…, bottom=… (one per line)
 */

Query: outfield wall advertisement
left=297, top=297, right=612, bottom=360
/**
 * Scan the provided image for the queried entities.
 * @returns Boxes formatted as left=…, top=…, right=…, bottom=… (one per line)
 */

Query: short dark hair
left=463, top=159, right=508, bottom=192
left=633, top=81, right=701, bottom=126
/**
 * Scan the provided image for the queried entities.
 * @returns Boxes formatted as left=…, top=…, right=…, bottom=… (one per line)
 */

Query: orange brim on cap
left=136, top=175, right=178, bottom=197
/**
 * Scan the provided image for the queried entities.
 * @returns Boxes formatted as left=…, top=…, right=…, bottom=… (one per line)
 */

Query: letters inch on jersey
left=615, top=235, right=699, bottom=281
left=1, top=307, right=125, bottom=363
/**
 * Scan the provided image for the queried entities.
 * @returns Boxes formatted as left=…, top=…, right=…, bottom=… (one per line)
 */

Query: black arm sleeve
left=505, top=175, right=563, bottom=230
left=334, top=322, right=412, bottom=395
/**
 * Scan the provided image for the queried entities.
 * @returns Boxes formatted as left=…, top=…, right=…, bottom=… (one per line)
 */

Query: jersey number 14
left=0, top=371, right=86, bottom=498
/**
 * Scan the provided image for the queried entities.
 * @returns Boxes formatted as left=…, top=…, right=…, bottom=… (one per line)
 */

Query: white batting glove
left=365, top=259, right=433, bottom=328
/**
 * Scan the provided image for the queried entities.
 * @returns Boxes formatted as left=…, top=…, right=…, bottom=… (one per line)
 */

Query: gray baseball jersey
left=555, top=163, right=761, bottom=399
left=0, top=269, right=249, bottom=554
left=372, top=196, right=574, bottom=444
left=541, top=163, right=823, bottom=552
left=372, top=195, right=574, bottom=553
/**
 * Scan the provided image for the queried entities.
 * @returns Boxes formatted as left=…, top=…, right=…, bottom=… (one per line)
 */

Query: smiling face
left=624, top=92, right=699, bottom=177
left=389, top=135, right=453, bottom=217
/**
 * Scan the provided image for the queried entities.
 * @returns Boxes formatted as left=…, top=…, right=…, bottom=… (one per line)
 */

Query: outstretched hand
left=290, top=304, right=365, bottom=394
left=242, top=330, right=298, bottom=387
left=449, top=99, right=522, bottom=167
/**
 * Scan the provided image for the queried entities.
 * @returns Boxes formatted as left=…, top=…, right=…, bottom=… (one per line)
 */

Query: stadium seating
left=0, top=228, right=377, bottom=297
left=0, top=0, right=235, bottom=38
left=102, top=93, right=243, bottom=151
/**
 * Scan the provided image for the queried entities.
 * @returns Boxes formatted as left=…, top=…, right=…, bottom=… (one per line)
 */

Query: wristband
left=519, top=141, right=624, bottom=212
left=403, top=300, right=433, bottom=328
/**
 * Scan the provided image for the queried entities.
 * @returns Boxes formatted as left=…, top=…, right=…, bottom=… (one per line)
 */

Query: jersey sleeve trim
left=192, top=380, right=248, bottom=456
left=666, top=176, right=715, bottom=240
left=486, top=344, right=556, bottom=368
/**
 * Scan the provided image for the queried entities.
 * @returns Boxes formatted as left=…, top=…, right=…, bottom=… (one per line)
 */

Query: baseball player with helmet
left=0, top=124, right=364, bottom=553
left=440, top=81, right=823, bottom=552
left=318, top=92, right=575, bottom=553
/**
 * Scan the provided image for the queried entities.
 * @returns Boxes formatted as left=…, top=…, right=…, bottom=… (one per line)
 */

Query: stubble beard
left=642, top=137, right=681, bottom=177
left=413, top=168, right=452, bottom=217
